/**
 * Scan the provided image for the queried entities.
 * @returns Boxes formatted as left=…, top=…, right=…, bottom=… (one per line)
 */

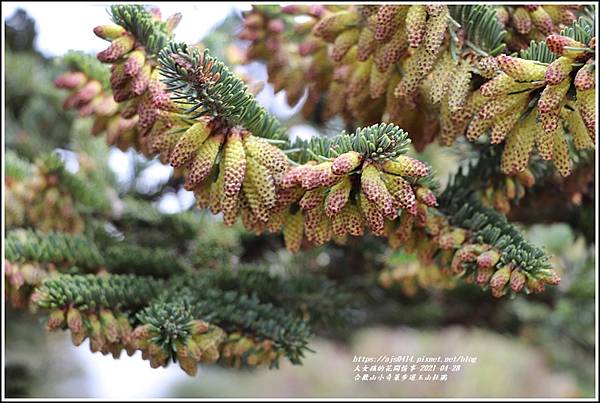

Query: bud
left=545, top=56, right=574, bottom=85
left=576, top=88, right=595, bottom=141
left=476, top=250, right=500, bottom=269
left=424, top=7, right=448, bottom=53
left=447, top=61, right=472, bottom=112
left=526, top=277, right=545, bottom=293
left=381, top=156, right=429, bottom=177
left=537, top=78, right=570, bottom=114
left=325, top=176, right=352, bottom=217
left=490, top=104, right=526, bottom=144
left=54, top=72, right=87, bottom=89
left=512, top=7, right=532, bottom=34
left=496, top=6, right=509, bottom=26
left=88, top=313, right=105, bottom=353
left=476, top=266, right=494, bottom=286
left=361, top=164, right=396, bottom=219
left=382, top=173, right=416, bottom=212
left=552, top=125, right=572, bottom=177
left=405, top=5, right=426, bottom=48
left=369, top=64, right=393, bottom=98
left=130, top=64, right=151, bottom=96
left=47, top=309, right=66, bottom=331
left=489, top=266, right=512, bottom=291
left=374, top=5, right=403, bottom=42
left=243, top=135, right=288, bottom=178
left=529, top=6, right=555, bottom=36
left=415, top=186, right=437, bottom=207
left=283, top=212, right=304, bottom=252
left=343, top=202, right=364, bottom=236
left=99, top=309, right=120, bottom=344
left=93, top=24, right=127, bottom=40
left=97, top=34, right=136, bottom=63
left=546, top=34, right=587, bottom=59
left=187, top=133, right=223, bottom=185
left=331, top=151, right=363, bottom=175
left=542, top=270, right=561, bottom=285
left=500, top=112, right=537, bottom=175
left=574, top=64, right=595, bottom=91
left=189, top=319, right=209, bottom=335
left=565, top=109, right=594, bottom=150
left=20, top=263, right=45, bottom=285
left=478, top=56, right=500, bottom=79
left=246, top=156, right=277, bottom=210
left=359, top=192, right=385, bottom=235
left=60, top=313, right=86, bottom=344
left=480, top=73, right=537, bottom=98
left=222, top=130, right=247, bottom=200
left=313, top=11, right=358, bottom=42
left=509, top=270, right=526, bottom=292
left=178, top=355, right=198, bottom=376
left=330, top=28, right=359, bottom=62
left=356, top=26, right=376, bottom=61
left=496, top=55, right=547, bottom=82
left=123, top=50, right=146, bottom=77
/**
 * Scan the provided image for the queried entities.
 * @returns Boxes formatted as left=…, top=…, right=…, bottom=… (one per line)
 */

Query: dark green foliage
left=158, top=44, right=289, bottom=142
left=35, top=274, right=164, bottom=311
left=440, top=174, right=552, bottom=276
left=450, top=5, right=507, bottom=56
left=104, top=244, right=189, bottom=277
left=109, top=5, right=174, bottom=57
left=6, top=229, right=104, bottom=271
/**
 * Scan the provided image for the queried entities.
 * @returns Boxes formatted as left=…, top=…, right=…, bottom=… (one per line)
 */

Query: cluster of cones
left=466, top=33, right=595, bottom=177
left=239, top=5, right=595, bottom=161
left=42, top=305, right=280, bottom=376
left=378, top=259, right=455, bottom=297
left=481, top=169, right=536, bottom=214
left=498, top=5, right=582, bottom=49
left=44, top=306, right=134, bottom=358
left=53, top=67, right=141, bottom=151
left=5, top=157, right=85, bottom=234
left=57, top=9, right=183, bottom=155
left=277, top=145, right=436, bottom=252
left=389, top=201, right=561, bottom=298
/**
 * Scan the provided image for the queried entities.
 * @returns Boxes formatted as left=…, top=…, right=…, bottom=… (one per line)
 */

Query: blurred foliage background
left=3, top=6, right=596, bottom=398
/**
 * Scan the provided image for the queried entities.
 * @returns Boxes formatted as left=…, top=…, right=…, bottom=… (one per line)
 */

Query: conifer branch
left=449, top=5, right=507, bottom=56
left=158, top=43, right=289, bottom=142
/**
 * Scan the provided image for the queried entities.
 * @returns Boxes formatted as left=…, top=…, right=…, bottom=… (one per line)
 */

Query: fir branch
left=158, top=43, right=289, bottom=142
left=440, top=174, right=552, bottom=276
left=104, top=244, right=189, bottom=277
left=194, top=290, right=312, bottom=365
left=288, top=123, right=413, bottom=164
left=450, top=5, right=507, bottom=56
left=173, top=265, right=355, bottom=327
left=6, top=229, right=104, bottom=271
left=330, top=123, right=412, bottom=162
left=34, top=273, right=163, bottom=311
left=109, top=5, right=174, bottom=57
left=115, top=197, right=201, bottom=245
left=6, top=229, right=188, bottom=278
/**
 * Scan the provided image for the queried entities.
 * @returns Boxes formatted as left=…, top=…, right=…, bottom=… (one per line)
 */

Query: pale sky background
left=4, top=3, right=315, bottom=397
left=2, top=2, right=245, bottom=57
